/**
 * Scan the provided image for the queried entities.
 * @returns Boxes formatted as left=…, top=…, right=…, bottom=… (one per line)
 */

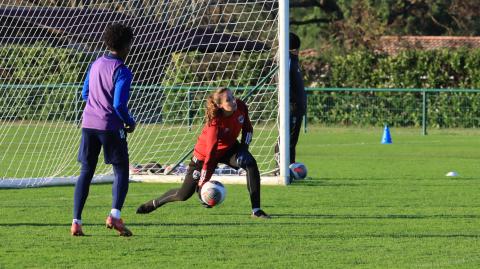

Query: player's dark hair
left=289, top=32, right=301, bottom=50
left=206, top=87, right=230, bottom=125
left=103, top=23, right=134, bottom=52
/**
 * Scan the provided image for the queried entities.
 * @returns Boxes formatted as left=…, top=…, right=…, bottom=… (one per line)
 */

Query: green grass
left=1, top=126, right=480, bottom=268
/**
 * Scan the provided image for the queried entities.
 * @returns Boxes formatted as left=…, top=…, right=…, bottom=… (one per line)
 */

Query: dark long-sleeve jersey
left=193, top=99, right=253, bottom=181
left=290, top=54, right=307, bottom=116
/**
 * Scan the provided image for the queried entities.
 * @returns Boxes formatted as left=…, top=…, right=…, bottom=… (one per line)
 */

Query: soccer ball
left=289, top=162, right=307, bottom=180
left=200, top=180, right=226, bottom=207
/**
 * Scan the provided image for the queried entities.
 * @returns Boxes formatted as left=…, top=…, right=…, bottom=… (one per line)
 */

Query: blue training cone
left=381, top=125, right=392, bottom=144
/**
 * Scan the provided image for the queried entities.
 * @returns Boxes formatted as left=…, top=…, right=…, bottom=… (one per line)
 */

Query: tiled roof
left=299, top=48, right=319, bottom=58
left=377, top=36, right=480, bottom=54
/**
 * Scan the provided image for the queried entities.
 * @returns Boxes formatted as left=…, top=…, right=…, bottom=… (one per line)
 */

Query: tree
left=385, top=0, right=480, bottom=36
left=291, top=0, right=480, bottom=52
left=290, top=0, right=343, bottom=25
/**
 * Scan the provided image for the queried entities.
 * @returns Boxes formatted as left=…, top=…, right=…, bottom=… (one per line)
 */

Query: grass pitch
left=1, top=126, right=480, bottom=268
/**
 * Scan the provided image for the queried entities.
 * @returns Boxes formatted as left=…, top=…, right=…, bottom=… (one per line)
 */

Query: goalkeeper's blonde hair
left=206, top=87, right=229, bottom=125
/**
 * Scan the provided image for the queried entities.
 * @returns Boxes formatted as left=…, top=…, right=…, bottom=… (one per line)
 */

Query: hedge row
left=304, top=49, right=480, bottom=89
left=0, top=44, right=88, bottom=121
left=0, top=43, right=89, bottom=85
left=306, top=91, right=480, bottom=128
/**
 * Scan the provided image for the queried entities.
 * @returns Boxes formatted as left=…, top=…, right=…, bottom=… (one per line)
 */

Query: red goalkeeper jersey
left=193, top=99, right=253, bottom=180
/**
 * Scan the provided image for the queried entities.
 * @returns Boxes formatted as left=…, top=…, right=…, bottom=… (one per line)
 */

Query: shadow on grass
left=203, top=212, right=480, bottom=220
left=289, top=178, right=414, bottom=187
left=4, top=212, right=479, bottom=226
left=2, top=222, right=479, bottom=240
left=309, top=233, right=480, bottom=239
left=0, top=221, right=341, bottom=228
left=291, top=177, right=480, bottom=187
left=289, top=179, right=360, bottom=187
left=272, top=213, right=480, bottom=219
left=134, top=232, right=480, bottom=240
left=3, top=210, right=480, bottom=227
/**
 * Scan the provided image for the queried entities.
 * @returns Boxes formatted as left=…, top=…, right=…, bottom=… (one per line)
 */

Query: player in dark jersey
left=275, top=32, right=307, bottom=167
left=136, top=87, right=270, bottom=218
left=71, top=23, right=135, bottom=236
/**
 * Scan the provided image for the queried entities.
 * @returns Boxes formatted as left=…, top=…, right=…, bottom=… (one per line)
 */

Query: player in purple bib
left=71, top=23, right=135, bottom=237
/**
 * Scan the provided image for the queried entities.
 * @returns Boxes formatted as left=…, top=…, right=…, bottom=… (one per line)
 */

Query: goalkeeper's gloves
left=125, top=123, right=136, bottom=133
left=198, top=169, right=208, bottom=188
left=236, top=147, right=253, bottom=168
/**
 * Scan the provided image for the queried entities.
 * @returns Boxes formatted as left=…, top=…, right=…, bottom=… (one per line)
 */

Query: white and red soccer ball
left=200, top=180, right=226, bottom=207
left=289, top=162, right=307, bottom=180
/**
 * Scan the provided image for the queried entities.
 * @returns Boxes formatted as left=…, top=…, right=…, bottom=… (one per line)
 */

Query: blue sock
left=73, top=162, right=96, bottom=220
left=112, top=164, right=130, bottom=210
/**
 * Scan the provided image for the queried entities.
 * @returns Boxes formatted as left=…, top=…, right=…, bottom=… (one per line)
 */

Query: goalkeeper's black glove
left=236, top=146, right=253, bottom=168
left=198, top=169, right=208, bottom=188
left=125, top=123, right=136, bottom=133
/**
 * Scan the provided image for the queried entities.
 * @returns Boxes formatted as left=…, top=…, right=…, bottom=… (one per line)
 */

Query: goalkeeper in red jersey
left=136, top=87, right=270, bottom=218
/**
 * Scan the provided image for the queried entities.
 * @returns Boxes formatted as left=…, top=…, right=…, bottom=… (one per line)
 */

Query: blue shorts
left=78, top=128, right=129, bottom=165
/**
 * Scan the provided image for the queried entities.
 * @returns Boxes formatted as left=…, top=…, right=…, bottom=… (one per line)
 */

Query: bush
left=0, top=43, right=89, bottom=121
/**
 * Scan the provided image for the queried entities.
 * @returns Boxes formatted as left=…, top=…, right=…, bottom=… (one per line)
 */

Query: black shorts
left=191, top=142, right=243, bottom=176
left=77, top=128, right=129, bottom=165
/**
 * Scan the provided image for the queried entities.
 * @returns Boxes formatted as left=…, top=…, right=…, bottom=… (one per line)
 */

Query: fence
left=1, top=84, right=480, bottom=134
left=304, top=88, right=480, bottom=135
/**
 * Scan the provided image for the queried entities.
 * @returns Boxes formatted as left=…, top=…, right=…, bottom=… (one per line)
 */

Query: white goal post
left=0, top=0, right=290, bottom=187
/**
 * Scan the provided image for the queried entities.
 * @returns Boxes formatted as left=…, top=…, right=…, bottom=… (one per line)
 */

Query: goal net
left=0, top=0, right=281, bottom=187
